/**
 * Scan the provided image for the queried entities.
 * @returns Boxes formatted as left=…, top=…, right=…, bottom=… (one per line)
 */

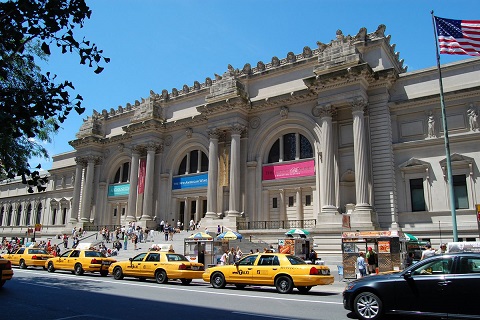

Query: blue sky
left=33, top=0, right=480, bottom=170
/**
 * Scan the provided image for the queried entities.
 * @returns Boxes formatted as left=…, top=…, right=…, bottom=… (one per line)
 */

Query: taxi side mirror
left=403, top=271, right=412, bottom=280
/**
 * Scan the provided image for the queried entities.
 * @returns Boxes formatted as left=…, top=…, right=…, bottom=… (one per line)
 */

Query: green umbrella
left=404, top=233, right=418, bottom=242
left=285, top=228, right=310, bottom=236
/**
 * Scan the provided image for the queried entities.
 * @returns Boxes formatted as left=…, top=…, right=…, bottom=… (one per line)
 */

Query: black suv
left=343, top=252, right=480, bottom=320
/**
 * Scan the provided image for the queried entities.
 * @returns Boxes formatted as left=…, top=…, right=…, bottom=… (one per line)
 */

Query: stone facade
left=1, top=25, right=479, bottom=246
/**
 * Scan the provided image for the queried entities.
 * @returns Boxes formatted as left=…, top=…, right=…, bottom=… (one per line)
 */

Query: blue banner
left=108, top=183, right=130, bottom=197
left=172, top=173, right=208, bottom=190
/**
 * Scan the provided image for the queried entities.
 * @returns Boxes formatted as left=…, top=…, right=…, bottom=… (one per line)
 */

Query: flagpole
left=431, top=11, right=458, bottom=241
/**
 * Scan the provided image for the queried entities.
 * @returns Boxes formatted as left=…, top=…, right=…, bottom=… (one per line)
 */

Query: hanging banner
left=172, top=173, right=208, bottom=190
left=262, top=159, right=315, bottom=180
left=138, top=158, right=146, bottom=194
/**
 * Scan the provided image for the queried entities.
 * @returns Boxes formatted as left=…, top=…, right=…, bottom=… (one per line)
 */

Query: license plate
left=102, top=261, right=111, bottom=265
left=192, top=266, right=199, bottom=271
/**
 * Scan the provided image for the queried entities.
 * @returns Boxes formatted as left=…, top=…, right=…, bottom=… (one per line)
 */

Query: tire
left=47, top=262, right=55, bottom=273
left=180, top=279, right=192, bottom=285
left=353, top=292, right=383, bottom=320
left=19, top=260, right=27, bottom=269
left=275, top=276, right=293, bottom=294
left=297, top=286, right=312, bottom=293
left=155, top=270, right=168, bottom=284
left=113, top=266, right=124, bottom=280
left=234, top=284, right=246, bottom=289
left=210, top=272, right=226, bottom=289
left=74, top=263, right=84, bottom=275
left=100, top=270, right=108, bottom=277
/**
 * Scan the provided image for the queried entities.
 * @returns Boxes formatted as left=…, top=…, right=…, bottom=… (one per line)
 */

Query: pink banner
left=138, top=158, right=146, bottom=194
left=262, top=160, right=315, bottom=180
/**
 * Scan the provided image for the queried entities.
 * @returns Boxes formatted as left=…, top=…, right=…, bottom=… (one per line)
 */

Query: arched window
left=113, top=162, right=130, bottom=184
left=7, top=206, right=13, bottom=226
left=26, top=204, right=32, bottom=226
left=0, top=207, right=4, bottom=226
left=62, top=208, right=67, bottom=225
left=178, top=150, right=209, bottom=175
left=35, top=203, right=42, bottom=224
left=267, top=133, right=313, bottom=164
left=16, top=205, right=22, bottom=226
left=52, top=208, right=57, bottom=225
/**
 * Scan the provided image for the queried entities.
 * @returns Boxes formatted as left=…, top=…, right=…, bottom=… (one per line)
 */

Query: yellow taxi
left=109, top=251, right=204, bottom=285
left=45, top=249, right=116, bottom=276
left=202, top=253, right=334, bottom=294
left=2, top=247, right=53, bottom=269
left=0, top=258, right=13, bottom=287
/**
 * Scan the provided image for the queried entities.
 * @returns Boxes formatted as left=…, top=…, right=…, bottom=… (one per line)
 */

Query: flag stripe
left=435, top=16, right=480, bottom=56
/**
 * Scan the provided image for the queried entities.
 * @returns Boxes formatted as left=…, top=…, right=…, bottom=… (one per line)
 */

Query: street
left=3, top=267, right=349, bottom=320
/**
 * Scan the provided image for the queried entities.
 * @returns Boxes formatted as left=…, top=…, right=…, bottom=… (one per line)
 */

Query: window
left=453, top=174, right=468, bottom=209
left=35, top=203, right=42, bottom=224
left=52, top=208, right=57, bottom=225
left=26, top=204, right=32, bottom=225
left=0, top=207, right=3, bottom=226
left=62, top=208, right=67, bottom=224
left=288, top=196, right=294, bottom=207
left=413, top=257, right=453, bottom=275
left=16, top=205, right=22, bottom=226
left=7, top=206, right=13, bottom=225
left=113, top=162, right=130, bottom=184
left=410, top=178, right=425, bottom=211
left=267, top=133, right=313, bottom=164
left=178, top=150, right=209, bottom=175
left=113, top=208, right=117, bottom=217
left=306, top=195, right=312, bottom=206
left=272, top=197, right=278, bottom=209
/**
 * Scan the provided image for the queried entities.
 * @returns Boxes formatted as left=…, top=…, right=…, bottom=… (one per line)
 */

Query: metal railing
left=237, top=219, right=316, bottom=230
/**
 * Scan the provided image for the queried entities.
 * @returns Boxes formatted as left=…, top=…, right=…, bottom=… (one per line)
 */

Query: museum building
left=1, top=25, right=479, bottom=246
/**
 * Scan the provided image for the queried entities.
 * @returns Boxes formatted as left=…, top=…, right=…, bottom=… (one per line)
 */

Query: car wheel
left=155, top=270, right=168, bottom=284
left=210, top=272, right=226, bottom=289
left=113, top=266, right=124, bottom=280
left=100, top=270, right=108, bottom=277
left=353, top=292, right=383, bottom=320
left=19, top=260, right=27, bottom=269
left=297, top=286, right=312, bottom=293
left=275, top=276, right=293, bottom=294
left=74, top=263, right=84, bottom=275
left=47, top=262, right=55, bottom=273
left=180, top=279, right=192, bottom=285
left=235, top=284, right=246, bottom=289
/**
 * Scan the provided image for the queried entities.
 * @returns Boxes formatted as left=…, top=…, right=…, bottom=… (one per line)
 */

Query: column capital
left=207, top=128, right=220, bottom=139
left=313, top=104, right=336, bottom=118
left=351, top=97, right=368, bottom=113
left=231, top=123, right=246, bottom=135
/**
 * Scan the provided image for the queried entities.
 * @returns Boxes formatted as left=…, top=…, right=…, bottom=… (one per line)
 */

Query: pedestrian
left=309, top=249, right=317, bottom=264
left=357, top=252, right=367, bottom=278
left=123, top=233, right=128, bottom=250
left=160, top=220, right=165, bottom=233
left=132, top=234, right=138, bottom=250
left=421, top=244, right=435, bottom=260
left=366, top=247, right=377, bottom=274
left=164, top=224, right=169, bottom=241
left=220, top=250, right=228, bottom=266
left=198, top=250, right=205, bottom=266
left=436, top=243, right=447, bottom=254
left=63, top=234, right=68, bottom=249
left=405, top=252, right=414, bottom=267
left=217, top=225, right=221, bottom=235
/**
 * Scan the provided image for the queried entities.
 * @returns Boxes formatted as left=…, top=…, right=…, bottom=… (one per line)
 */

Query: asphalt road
left=3, top=267, right=351, bottom=320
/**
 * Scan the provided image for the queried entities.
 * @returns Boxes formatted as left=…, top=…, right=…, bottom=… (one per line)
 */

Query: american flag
left=434, top=16, right=480, bottom=56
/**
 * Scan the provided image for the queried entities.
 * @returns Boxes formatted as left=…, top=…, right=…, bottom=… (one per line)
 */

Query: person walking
left=366, top=247, right=377, bottom=274
left=123, top=233, right=128, bottom=250
left=357, top=252, right=367, bottom=278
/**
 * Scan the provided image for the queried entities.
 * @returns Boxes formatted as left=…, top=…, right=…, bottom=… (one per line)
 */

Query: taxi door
left=65, top=250, right=80, bottom=270
left=251, top=255, right=279, bottom=285
left=143, top=252, right=161, bottom=277
left=10, top=248, right=24, bottom=265
left=124, top=253, right=148, bottom=277
left=55, top=250, right=73, bottom=269
left=229, top=255, right=257, bottom=283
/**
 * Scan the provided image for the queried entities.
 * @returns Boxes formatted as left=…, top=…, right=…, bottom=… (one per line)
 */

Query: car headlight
left=345, top=282, right=356, bottom=291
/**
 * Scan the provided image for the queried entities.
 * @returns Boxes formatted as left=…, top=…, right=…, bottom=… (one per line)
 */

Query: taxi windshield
left=166, top=254, right=189, bottom=262
left=28, top=249, right=48, bottom=254
left=286, top=255, right=307, bottom=265
left=84, top=251, right=106, bottom=258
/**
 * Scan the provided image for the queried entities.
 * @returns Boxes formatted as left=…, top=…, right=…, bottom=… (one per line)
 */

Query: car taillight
left=91, top=259, right=99, bottom=264
left=32, top=255, right=38, bottom=260
left=178, top=264, right=187, bottom=270
left=310, top=267, right=319, bottom=275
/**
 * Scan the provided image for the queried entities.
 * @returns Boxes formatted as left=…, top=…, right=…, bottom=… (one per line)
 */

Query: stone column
left=319, top=105, right=338, bottom=214
left=80, top=156, right=96, bottom=222
left=352, top=99, right=371, bottom=210
left=70, top=158, right=84, bottom=223
left=279, top=189, right=286, bottom=225
left=183, top=197, right=190, bottom=231
left=127, top=148, right=140, bottom=222
left=296, top=187, right=303, bottom=221
left=194, top=197, right=201, bottom=224
left=141, top=144, right=156, bottom=220
left=246, top=161, right=257, bottom=222
left=227, top=124, right=244, bottom=217
left=205, top=129, right=219, bottom=218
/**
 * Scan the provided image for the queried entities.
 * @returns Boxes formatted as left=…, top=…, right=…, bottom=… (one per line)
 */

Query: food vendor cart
left=341, top=230, right=408, bottom=279
left=278, top=237, right=313, bottom=261
left=184, top=233, right=228, bottom=267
